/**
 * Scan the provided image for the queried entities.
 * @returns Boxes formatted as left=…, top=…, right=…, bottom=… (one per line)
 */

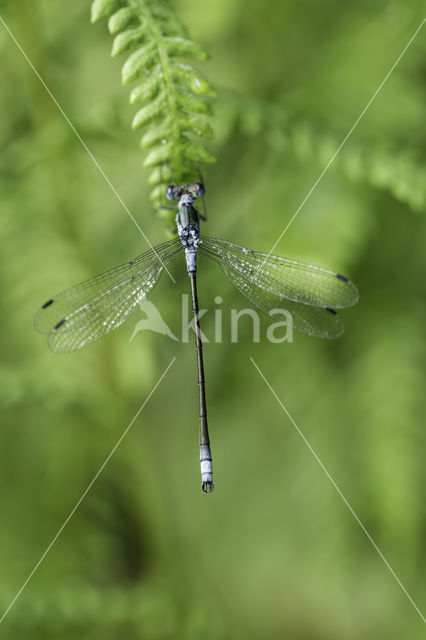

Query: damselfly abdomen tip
left=202, top=480, right=214, bottom=493
left=200, top=443, right=213, bottom=492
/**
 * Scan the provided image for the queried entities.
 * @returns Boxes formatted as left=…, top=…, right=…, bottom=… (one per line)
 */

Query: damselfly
left=35, top=183, right=359, bottom=492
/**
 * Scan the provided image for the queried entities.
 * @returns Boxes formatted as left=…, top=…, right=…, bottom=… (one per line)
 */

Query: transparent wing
left=34, top=238, right=183, bottom=353
left=199, top=236, right=358, bottom=309
left=223, top=280, right=345, bottom=338
left=198, top=236, right=357, bottom=339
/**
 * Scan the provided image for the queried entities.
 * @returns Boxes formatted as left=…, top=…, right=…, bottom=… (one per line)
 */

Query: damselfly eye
left=165, top=186, right=175, bottom=200
left=195, top=183, right=205, bottom=197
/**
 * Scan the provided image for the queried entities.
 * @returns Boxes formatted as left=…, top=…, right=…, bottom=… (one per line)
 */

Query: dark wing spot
left=54, top=318, right=66, bottom=330
left=336, top=273, right=348, bottom=282
left=42, top=299, right=54, bottom=309
left=325, top=307, right=337, bottom=315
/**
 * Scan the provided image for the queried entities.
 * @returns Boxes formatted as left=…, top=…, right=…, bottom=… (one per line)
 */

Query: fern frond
left=288, top=122, right=426, bottom=213
left=91, top=0, right=216, bottom=220
left=220, top=95, right=426, bottom=213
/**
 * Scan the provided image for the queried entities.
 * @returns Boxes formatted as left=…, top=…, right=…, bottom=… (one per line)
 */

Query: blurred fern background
left=0, top=1, right=425, bottom=638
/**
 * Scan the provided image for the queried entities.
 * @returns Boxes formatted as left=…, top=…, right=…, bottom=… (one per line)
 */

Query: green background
left=0, top=0, right=425, bottom=638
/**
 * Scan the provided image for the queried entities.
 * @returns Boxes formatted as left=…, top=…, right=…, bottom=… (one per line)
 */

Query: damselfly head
left=165, top=183, right=206, bottom=201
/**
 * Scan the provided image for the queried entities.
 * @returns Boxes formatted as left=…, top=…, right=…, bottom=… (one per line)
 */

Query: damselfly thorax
left=167, top=183, right=204, bottom=274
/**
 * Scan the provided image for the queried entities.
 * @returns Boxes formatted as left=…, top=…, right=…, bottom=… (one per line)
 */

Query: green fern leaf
left=175, top=87, right=214, bottom=116
left=111, top=26, right=147, bottom=56
left=108, top=7, right=135, bottom=33
left=163, top=36, right=209, bottom=61
left=180, top=115, right=214, bottom=139
left=129, top=65, right=162, bottom=103
left=140, top=122, right=172, bottom=148
left=132, top=92, right=167, bottom=129
left=91, top=0, right=216, bottom=222
left=122, top=42, right=158, bottom=82
left=182, top=139, right=215, bottom=164
left=170, top=62, right=215, bottom=96
left=144, top=143, right=173, bottom=167
left=91, top=0, right=124, bottom=24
